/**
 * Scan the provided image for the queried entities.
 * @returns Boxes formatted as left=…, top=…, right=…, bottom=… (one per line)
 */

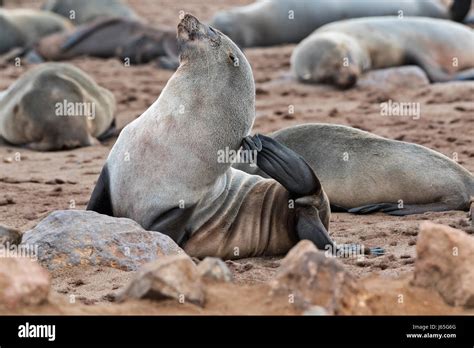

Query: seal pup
left=234, top=124, right=474, bottom=216
left=291, top=16, right=474, bottom=88
left=87, top=15, right=381, bottom=259
left=0, top=63, right=116, bottom=151
left=24, top=17, right=179, bottom=68
left=0, top=9, right=73, bottom=55
left=211, top=0, right=471, bottom=48
left=42, top=0, right=139, bottom=25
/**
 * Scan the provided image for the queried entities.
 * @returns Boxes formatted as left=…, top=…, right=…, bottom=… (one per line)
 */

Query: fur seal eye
left=228, top=52, right=239, bottom=67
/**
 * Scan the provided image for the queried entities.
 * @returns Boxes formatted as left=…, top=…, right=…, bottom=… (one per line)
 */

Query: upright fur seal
left=87, top=15, right=380, bottom=259
left=0, top=9, right=73, bottom=55
left=211, top=0, right=471, bottom=48
left=0, top=63, right=116, bottom=151
left=291, top=16, right=474, bottom=88
left=24, top=17, right=179, bottom=68
left=234, top=124, right=474, bottom=216
left=42, top=0, right=139, bottom=25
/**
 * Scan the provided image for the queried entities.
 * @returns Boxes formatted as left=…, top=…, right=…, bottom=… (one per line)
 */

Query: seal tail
left=450, top=0, right=472, bottom=22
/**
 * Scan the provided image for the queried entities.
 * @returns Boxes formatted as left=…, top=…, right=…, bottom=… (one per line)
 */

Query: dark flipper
left=96, top=119, right=118, bottom=142
left=348, top=202, right=454, bottom=216
left=148, top=205, right=195, bottom=246
left=296, top=205, right=335, bottom=251
left=454, top=68, right=474, bottom=81
left=86, top=165, right=113, bottom=216
left=242, top=134, right=321, bottom=198
left=450, top=0, right=472, bottom=22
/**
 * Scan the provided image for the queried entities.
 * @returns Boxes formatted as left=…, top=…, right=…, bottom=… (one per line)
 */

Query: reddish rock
left=197, top=257, right=233, bottom=282
left=413, top=222, right=474, bottom=308
left=0, top=257, right=50, bottom=309
left=118, top=254, right=205, bottom=306
left=269, top=240, right=370, bottom=314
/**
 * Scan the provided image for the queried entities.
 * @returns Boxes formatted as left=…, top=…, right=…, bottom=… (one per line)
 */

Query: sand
left=0, top=0, right=473, bottom=315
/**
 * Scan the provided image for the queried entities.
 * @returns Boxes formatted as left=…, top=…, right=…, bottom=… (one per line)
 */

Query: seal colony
left=87, top=14, right=382, bottom=259
left=0, top=63, right=116, bottom=151
left=0, top=8, right=73, bottom=55
left=211, top=0, right=472, bottom=48
left=291, top=17, right=474, bottom=88
left=24, top=17, right=179, bottom=68
left=234, top=124, right=474, bottom=216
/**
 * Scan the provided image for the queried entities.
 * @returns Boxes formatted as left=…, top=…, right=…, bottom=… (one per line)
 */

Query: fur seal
left=42, top=0, right=139, bottom=25
left=291, top=16, right=474, bottom=88
left=24, top=17, right=179, bottom=68
left=0, top=9, right=73, bottom=55
left=0, top=63, right=116, bottom=151
left=87, top=15, right=380, bottom=259
left=211, top=0, right=471, bottom=48
left=234, top=124, right=474, bottom=216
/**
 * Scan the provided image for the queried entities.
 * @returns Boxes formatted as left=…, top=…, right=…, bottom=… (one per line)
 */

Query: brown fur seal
left=0, top=63, right=116, bottom=151
left=291, top=16, right=474, bottom=88
left=42, top=0, right=139, bottom=25
left=234, top=124, right=474, bottom=216
left=87, top=15, right=381, bottom=259
left=25, top=17, right=179, bottom=68
left=0, top=9, right=73, bottom=55
left=211, top=0, right=471, bottom=48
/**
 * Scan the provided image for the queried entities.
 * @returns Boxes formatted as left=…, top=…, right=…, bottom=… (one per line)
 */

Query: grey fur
left=234, top=124, right=474, bottom=214
left=291, top=17, right=474, bottom=88
left=0, top=63, right=116, bottom=151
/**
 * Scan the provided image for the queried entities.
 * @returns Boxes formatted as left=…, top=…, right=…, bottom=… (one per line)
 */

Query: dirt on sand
left=0, top=0, right=473, bottom=315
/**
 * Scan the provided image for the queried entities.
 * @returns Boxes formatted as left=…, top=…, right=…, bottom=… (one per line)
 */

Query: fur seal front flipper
left=242, top=134, right=384, bottom=256
left=86, top=165, right=113, bottom=216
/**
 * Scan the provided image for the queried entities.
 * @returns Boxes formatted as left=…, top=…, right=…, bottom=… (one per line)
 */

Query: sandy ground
left=0, top=0, right=473, bottom=314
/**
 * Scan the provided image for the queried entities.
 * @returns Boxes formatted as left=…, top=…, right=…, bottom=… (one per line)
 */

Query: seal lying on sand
left=211, top=0, right=472, bottom=48
left=234, top=124, right=474, bottom=216
left=87, top=15, right=381, bottom=259
left=0, top=63, right=116, bottom=151
left=291, top=16, right=474, bottom=88
left=42, top=0, right=138, bottom=24
left=0, top=8, right=73, bottom=55
left=25, top=17, right=179, bottom=68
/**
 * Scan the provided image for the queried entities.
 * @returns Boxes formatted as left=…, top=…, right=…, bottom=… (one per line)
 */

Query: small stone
left=118, top=254, right=205, bottom=306
left=197, top=257, right=233, bottom=282
left=303, top=306, right=328, bottom=316
left=0, top=225, right=22, bottom=246
left=3, top=157, right=12, bottom=163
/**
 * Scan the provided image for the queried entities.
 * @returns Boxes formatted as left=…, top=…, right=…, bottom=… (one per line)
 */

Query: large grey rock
left=21, top=210, right=183, bottom=271
left=358, top=66, right=429, bottom=89
left=269, top=240, right=370, bottom=314
left=0, top=257, right=50, bottom=309
left=197, top=257, right=233, bottom=282
left=0, top=225, right=22, bottom=246
left=117, top=254, right=205, bottom=306
left=413, top=222, right=474, bottom=308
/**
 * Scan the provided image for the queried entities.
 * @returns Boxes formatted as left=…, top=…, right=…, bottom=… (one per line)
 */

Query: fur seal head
left=291, top=32, right=370, bottom=88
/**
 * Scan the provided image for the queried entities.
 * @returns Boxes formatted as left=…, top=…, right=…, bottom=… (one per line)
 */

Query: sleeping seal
left=0, top=63, right=116, bottom=151
left=42, top=0, right=139, bottom=24
left=234, top=124, right=474, bottom=216
left=291, top=16, right=474, bottom=88
left=211, top=0, right=471, bottom=48
left=87, top=15, right=381, bottom=259
left=0, top=9, right=73, bottom=55
left=24, top=17, right=179, bottom=68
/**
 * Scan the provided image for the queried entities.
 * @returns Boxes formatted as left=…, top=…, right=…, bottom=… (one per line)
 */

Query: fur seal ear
left=228, top=52, right=239, bottom=66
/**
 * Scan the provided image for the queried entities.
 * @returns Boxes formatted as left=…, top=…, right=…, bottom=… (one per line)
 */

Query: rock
left=0, top=257, right=50, bottom=309
left=197, top=257, right=233, bottom=282
left=413, top=222, right=474, bottom=308
left=0, top=225, right=22, bottom=246
left=21, top=210, right=183, bottom=271
left=303, top=305, right=328, bottom=316
left=358, top=66, right=429, bottom=90
left=118, top=254, right=205, bottom=306
left=269, top=240, right=370, bottom=314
